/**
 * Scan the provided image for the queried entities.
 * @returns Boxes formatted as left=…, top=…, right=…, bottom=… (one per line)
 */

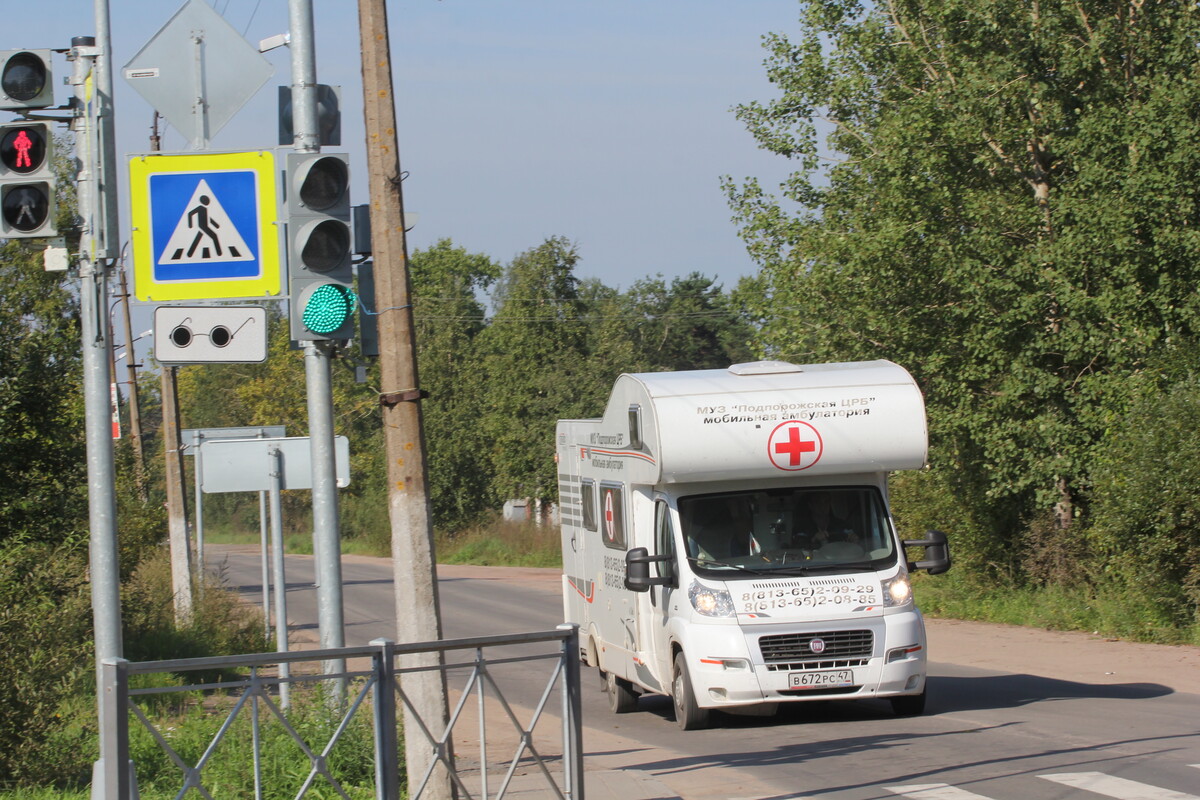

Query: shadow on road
left=634, top=671, right=1172, bottom=732
left=616, top=672, right=1180, bottom=799
left=931, top=671, right=1172, bottom=711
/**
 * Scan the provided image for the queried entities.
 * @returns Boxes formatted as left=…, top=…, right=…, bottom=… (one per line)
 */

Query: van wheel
left=605, top=669, right=638, bottom=714
left=890, top=688, right=926, bottom=716
left=672, top=652, right=710, bottom=730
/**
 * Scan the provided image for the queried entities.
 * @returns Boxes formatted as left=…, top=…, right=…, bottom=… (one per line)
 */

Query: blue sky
left=10, top=0, right=800, bottom=296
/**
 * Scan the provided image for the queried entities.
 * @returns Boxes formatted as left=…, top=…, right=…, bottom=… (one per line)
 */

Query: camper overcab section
left=556, top=360, right=950, bottom=729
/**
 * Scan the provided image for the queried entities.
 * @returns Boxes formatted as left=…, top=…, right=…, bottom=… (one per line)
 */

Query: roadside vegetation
left=7, top=1, right=1200, bottom=793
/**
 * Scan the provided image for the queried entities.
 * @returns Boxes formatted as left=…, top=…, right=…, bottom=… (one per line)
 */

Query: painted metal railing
left=99, top=624, right=584, bottom=800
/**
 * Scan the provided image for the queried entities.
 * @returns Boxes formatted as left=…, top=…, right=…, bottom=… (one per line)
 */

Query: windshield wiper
left=689, top=557, right=776, bottom=575
left=794, top=561, right=878, bottom=574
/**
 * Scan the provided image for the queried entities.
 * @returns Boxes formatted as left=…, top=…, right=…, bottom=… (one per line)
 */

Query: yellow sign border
left=129, top=151, right=279, bottom=302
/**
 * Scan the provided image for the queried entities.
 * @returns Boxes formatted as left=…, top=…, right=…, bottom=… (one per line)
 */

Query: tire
left=605, top=668, right=638, bottom=714
left=890, top=687, right=927, bottom=716
left=672, top=652, right=710, bottom=730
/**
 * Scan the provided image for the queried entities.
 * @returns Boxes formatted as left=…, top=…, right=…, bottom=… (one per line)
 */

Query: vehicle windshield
left=677, top=487, right=896, bottom=576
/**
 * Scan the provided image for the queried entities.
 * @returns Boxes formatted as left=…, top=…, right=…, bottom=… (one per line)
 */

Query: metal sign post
left=267, top=445, right=289, bottom=709
left=182, top=426, right=285, bottom=623
left=196, top=434, right=350, bottom=707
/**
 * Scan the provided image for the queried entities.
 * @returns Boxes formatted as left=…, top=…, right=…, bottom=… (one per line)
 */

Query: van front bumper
left=682, top=610, right=927, bottom=709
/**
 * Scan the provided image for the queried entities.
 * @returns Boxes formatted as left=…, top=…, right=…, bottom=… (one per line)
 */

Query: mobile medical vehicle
left=556, top=360, right=950, bottom=729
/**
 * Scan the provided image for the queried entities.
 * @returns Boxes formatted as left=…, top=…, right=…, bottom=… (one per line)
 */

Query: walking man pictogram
left=13, top=129, right=33, bottom=170
left=186, top=195, right=222, bottom=258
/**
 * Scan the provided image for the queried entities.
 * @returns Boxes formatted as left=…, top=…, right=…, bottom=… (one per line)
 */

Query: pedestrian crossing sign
left=129, top=151, right=280, bottom=301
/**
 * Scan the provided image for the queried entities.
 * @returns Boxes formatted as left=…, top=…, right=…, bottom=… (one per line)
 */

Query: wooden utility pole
left=116, top=266, right=147, bottom=501
left=357, top=2, right=453, bottom=796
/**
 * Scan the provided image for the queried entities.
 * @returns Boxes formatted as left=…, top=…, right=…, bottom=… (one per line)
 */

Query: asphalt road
left=207, top=545, right=1200, bottom=800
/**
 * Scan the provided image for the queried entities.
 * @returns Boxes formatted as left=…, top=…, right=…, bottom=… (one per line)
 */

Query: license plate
left=789, top=669, right=854, bottom=689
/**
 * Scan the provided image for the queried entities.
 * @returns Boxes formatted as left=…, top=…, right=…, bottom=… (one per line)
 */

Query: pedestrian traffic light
left=285, top=153, right=354, bottom=341
left=0, top=50, right=54, bottom=110
left=0, top=121, right=56, bottom=239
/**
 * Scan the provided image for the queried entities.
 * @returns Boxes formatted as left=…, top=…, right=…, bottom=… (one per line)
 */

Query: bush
left=122, top=546, right=269, bottom=665
left=1087, top=377, right=1200, bottom=635
left=0, top=542, right=94, bottom=787
left=0, top=544, right=271, bottom=791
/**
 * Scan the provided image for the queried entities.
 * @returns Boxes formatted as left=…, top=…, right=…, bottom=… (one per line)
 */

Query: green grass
left=126, top=683, right=382, bottom=800
left=0, top=684, right=386, bottom=800
left=914, top=572, right=1200, bottom=646
left=0, top=789, right=87, bottom=799
left=203, top=513, right=564, bottom=568
left=436, top=519, right=562, bottom=568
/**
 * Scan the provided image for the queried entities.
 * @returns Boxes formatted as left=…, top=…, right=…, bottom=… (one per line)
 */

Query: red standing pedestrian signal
left=1, top=126, right=45, bottom=174
left=0, top=122, right=56, bottom=239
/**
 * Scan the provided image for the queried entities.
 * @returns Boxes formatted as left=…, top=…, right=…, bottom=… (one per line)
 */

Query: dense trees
left=165, top=236, right=752, bottom=535
left=727, top=0, right=1200, bottom=625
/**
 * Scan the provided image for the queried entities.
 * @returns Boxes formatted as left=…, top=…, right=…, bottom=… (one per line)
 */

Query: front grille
left=765, top=658, right=869, bottom=673
left=759, top=629, right=874, bottom=668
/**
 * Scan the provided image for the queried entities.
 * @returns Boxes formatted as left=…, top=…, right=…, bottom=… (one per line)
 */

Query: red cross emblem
left=603, top=490, right=616, bottom=541
left=767, top=420, right=823, bottom=471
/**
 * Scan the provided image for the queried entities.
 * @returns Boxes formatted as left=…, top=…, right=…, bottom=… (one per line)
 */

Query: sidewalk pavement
left=495, top=768, right=680, bottom=800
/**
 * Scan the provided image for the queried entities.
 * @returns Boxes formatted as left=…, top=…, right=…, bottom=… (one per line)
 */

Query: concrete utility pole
left=144, top=114, right=194, bottom=625
left=357, top=2, right=453, bottom=796
left=288, top=0, right=347, bottom=681
left=162, top=366, right=194, bottom=624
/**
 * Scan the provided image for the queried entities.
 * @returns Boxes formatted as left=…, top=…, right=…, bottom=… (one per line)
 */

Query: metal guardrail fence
left=100, top=624, right=584, bottom=800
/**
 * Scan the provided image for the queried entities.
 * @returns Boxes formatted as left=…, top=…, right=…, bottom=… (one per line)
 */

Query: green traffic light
left=302, top=283, right=355, bottom=335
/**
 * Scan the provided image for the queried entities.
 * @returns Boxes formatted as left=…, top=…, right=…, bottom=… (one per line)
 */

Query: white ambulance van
left=556, top=360, right=950, bottom=729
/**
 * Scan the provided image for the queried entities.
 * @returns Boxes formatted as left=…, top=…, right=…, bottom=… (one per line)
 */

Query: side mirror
left=624, top=546, right=675, bottom=592
left=903, top=529, right=951, bottom=575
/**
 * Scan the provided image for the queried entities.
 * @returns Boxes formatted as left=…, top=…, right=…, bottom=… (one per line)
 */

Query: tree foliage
left=477, top=237, right=592, bottom=505
left=409, top=239, right=500, bottom=528
left=728, top=0, right=1200, bottom=568
left=0, top=240, right=87, bottom=544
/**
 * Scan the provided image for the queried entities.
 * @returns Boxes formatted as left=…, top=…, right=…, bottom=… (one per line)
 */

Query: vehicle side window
left=654, top=500, right=675, bottom=581
left=599, top=483, right=626, bottom=550
left=580, top=478, right=597, bottom=531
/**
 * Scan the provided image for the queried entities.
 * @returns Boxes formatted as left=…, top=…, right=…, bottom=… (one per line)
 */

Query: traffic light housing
left=0, top=50, right=54, bottom=110
left=0, top=121, right=56, bottom=239
left=285, top=153, right=354, bottom=341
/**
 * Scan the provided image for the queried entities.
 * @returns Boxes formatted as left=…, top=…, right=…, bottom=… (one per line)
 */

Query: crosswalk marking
left=1039, top=772, right=1200, bottom=800
left=885, top=785, right=994, bottom=800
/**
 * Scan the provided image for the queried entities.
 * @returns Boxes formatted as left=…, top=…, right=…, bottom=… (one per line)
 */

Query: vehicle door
left=635, top=495, right=679, bottom=691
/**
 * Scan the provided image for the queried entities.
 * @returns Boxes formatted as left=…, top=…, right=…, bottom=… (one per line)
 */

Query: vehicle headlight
left=689, top=580, right=734, bottom=617
left=883, top=573, right=912, bottom=607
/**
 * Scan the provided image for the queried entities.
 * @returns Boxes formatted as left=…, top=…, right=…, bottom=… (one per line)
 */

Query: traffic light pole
left=70, top=17, right=126, bottom=800
left=288, top=0, right=347, bottom=686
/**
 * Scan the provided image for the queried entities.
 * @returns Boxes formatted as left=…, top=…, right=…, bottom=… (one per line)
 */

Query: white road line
left=885, top=785, right=995, bottom=800
left=1040, top=772, right=1200, bottom=800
